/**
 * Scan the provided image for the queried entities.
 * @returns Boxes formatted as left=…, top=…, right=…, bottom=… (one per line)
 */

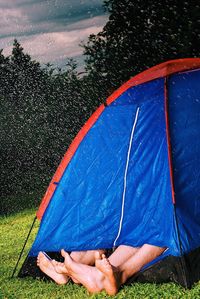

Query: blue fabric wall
left=30, top=78, right=179, bottom=257
left=169, top=69, right=200, bottom=254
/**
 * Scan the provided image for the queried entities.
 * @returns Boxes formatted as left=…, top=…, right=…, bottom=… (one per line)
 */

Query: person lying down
left=37, top=244, right=165, bottom=295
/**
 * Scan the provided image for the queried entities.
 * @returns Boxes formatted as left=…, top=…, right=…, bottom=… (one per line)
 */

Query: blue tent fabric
left=29, top=67, right=200, bottom=271
left=168, top=69, right=200, bottom=254
left=30, top=78, right=173, bottom=257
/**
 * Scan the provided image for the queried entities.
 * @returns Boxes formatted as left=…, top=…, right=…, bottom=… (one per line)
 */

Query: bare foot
left=95, top=253, right=121, bottom=296
left=37, top=252, right=69, bottom=285
left=52, top=260, right=68, bottom=274
left=52, top=256, right=80, bottom=284
left=61, top=249, right=104, bottom=293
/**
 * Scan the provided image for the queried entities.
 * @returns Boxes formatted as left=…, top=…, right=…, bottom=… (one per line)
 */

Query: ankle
left=121, top=268, right=131, bottom=284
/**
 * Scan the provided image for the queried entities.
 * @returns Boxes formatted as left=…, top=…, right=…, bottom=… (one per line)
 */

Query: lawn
left=0, top=209, right=200, bottom=299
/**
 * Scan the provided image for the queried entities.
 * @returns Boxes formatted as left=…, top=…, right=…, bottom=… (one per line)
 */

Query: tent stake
left=11, top=216, right=37, bottom=278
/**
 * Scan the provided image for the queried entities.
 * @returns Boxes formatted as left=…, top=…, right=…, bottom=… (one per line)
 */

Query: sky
left=0, top=0, right=108, bottom=68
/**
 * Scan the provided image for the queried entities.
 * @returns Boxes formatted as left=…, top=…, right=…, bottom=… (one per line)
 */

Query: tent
left=18, top=59, right=200, bottom=288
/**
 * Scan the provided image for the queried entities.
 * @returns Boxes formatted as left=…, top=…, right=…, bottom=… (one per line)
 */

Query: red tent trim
left=106, top=58, right=200, bottom=105
left=37, top=58, right=200, bottom=220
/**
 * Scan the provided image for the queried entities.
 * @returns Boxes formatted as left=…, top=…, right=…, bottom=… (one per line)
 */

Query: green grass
left=0, top=210, right=200, bottom=299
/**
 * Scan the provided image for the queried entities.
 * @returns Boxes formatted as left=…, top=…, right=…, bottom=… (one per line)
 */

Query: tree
left=83, top=0, right=200, bottom=93
left=0, top=40, right=51, bottom=197
left=0, top=41, right=97, bottom=200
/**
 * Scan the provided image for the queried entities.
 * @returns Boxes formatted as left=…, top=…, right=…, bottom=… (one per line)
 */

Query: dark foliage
left=83, top=0, right=200, bottom=92
left=0, top=41, right=100, bottom=205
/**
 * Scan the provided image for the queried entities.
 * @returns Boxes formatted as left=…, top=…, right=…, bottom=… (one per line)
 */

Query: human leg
left=96, top=244, right=166, bottom=295
left=57, top=246, right=140, bottom=295
left=37, top=249, right=105, bottom=285
left=56, top=249, right=104, bottom=293
left=108, top=245, right=140, bottom=267
left=71, top=249, right=105, bottom=265
left=50, top=244, right=165, bottom=295
left=54, top=246, right=140, bottom=294
left=55, top=249, right=105, bottom=284
left=119, top=244, right=166, bottom=283
left=37, top=252, right=69, bottom=285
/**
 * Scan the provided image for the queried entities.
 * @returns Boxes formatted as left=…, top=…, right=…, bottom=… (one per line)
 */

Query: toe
left=95, top=251, right=101, bottom=260
left=61, top=249, right=67, bottom=258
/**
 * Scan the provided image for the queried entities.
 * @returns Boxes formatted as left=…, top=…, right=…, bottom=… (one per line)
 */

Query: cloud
left=0, top=0, right=107, bottom=67
left=0, top=0, right=105, bottom=37
left=1, top=15, right=107, bottom=67
left=0, top=7, right=29, bottom=37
